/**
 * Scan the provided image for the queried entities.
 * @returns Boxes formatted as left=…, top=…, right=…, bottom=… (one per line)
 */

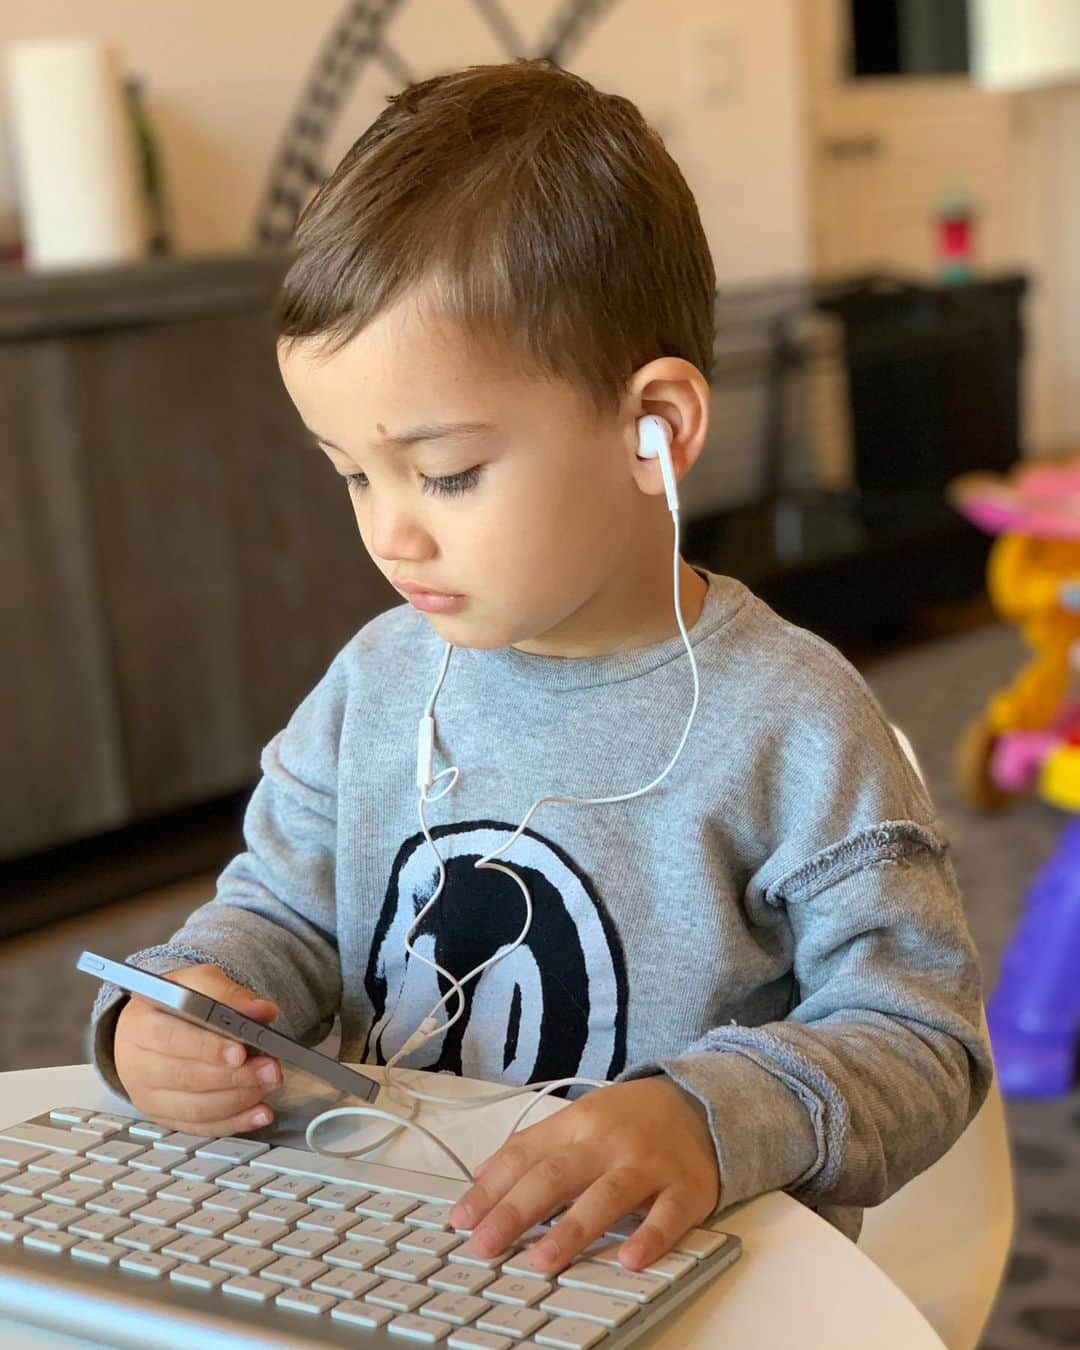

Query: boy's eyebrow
left=304, top=421, right=495, bottom=451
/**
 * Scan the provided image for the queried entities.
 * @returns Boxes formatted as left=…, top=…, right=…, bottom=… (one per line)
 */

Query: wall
left=0, top=0, right=810, bottom=288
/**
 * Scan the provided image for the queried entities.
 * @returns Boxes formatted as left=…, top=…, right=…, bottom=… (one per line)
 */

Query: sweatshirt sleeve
left=617, top=634, right=992, bottom=1231
left=84, top=646, right=350, bottom=1102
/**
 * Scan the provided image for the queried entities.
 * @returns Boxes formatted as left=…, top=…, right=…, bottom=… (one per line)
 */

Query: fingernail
left=450, top=1204, right=471, bottom=1226
left=257, top=1064, right=279, bottom=1085
left=532, top=1238, right=560, bottom=1266
left=251, top=1108, right=271, bottom=1126
left=225, top=1046, right=244, bottom=1067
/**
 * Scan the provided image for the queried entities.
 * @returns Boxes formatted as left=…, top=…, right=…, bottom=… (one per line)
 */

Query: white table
left=0, top=1062, right=946, bottom=1349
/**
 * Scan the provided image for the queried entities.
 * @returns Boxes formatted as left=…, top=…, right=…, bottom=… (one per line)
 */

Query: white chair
left=855, top=726, right=1015, bottom=1350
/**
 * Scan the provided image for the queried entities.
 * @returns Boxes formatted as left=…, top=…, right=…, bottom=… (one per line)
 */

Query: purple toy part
left=987, top=815, right=1080, bottom=1097
left=948, top=461, right=1080, bottom=538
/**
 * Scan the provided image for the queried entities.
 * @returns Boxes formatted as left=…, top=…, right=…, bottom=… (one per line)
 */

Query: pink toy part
left=992, top=730, right=1061, bottom=792
left=948, top=461, right=1080, bottom=539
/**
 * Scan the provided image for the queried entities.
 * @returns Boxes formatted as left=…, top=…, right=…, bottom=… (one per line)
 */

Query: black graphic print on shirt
left=362, top=819, right=628, bottom=1085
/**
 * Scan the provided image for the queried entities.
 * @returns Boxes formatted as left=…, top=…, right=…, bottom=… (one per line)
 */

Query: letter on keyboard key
left=534, top=1317, right=608, bottom=1349
left=485, top=1274, right=552, bottom=1306
left=311, top=1267, right=381, bottom=1299
left=387, top=1312, right=451, bottom=1342
left=276, top=1287, right=337, bottom=1314
left=476, top=1304, right=549, bottom=1338
left=368, top=1278, right=436, bottom=1312
left=422, top=1292, right=492, bottom=1326
left=71, top=1239, right=126, bottom=1266
left=209, top=1244, right=277, bottom=1275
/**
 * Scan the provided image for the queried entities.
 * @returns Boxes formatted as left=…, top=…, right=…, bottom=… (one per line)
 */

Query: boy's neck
left=511, top=558, right=709, bottom=659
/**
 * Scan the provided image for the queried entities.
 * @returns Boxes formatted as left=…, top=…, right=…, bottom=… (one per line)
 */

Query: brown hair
left=274, top=58, right=716, bottom=418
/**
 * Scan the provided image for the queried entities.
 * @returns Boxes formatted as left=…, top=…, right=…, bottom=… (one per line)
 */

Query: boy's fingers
left=132, top=1003, right=254, bottom=1067
left=137, top=1052, right=281, bottom=1096
left=528, top=1166, right=653, bottom=1274
left=141, top=1083, right=275, bottom=1135
left=466, top=1146, right=600, bottom=1259
left=450, top=1117, right=567, bottom=1228
left=618, top=1185, right=703, bottom=1270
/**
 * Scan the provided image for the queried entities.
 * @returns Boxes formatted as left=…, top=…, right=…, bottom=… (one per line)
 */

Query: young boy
left=88, top=59, right=991, bottom=1282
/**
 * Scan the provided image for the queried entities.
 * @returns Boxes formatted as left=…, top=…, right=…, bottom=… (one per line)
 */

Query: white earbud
left=636, top=414, right=680, bottom=514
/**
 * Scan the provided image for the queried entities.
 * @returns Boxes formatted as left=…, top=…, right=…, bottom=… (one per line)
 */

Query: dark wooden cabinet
left=2, top=250, right=398, bottom=860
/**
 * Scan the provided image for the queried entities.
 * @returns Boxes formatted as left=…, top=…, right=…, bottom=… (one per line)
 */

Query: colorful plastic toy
left=947, top=458, right=1080, bottom=1095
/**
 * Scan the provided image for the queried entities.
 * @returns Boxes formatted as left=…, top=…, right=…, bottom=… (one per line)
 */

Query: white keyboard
left=0, top=1107, right=742, bottom=1349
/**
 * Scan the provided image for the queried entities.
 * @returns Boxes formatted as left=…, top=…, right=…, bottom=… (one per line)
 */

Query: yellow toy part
left=1039, top=742, right=1080, bottom=812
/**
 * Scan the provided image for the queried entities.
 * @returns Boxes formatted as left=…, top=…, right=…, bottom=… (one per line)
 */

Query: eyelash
left=345, top=467, right=484, bottom=498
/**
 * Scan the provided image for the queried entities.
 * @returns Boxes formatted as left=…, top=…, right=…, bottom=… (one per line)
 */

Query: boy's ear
left=625, top=357, right=710, bottom=495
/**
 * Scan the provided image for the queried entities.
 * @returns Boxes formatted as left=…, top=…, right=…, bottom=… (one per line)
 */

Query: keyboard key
left=261, top=1255, right=330, bottom=1287
left=534, top=1317, right=608, bottom=1349
left=276, top=1287, right=337, bottom=1314
left=2, top=1172, right=54, bottom=1198
left=25, top=1202, right=86, bottom=1230
left=331, top=1299, right=393, bottom=1329
left=311, top=1267, right=381, bottom=1299
left=399, top=1228, right=462, bottom=1258
left=118, top=1250, right=179, bottom=1278
left=210, top=1244, right=278, bottom=1276
left=422, top=1292, right=492, bottom=1326
left=557, top=1261, right=665, bottom=1303
left=539, top=1288, right=636, bottom=1327
left=158, top=1180, right=218, bottom=1207
left=216, top=1164, right=274, bottom=1191
left=485, top=1274, right=552, bottom=1306
left=170, top=1263, right=230, bottom=1290
left=306, top=1183, right=371, bottom=1209
left=252, top=1146, right=467, bottom=1206
left=84, top=1140, right=145, bottom=1165
left=0, top=1220, right=31, bottom=1243
left=161, top=1233, right=229, bottom=1264
left=225, top=1218, right=289, bottom=1247
left=156, top=1132, right=206, bottom=1154
left=115, top=1223, right=180, bottom=1252
left=194, top=1137, right=271, bottom=1165
left=0, top=1142, right=46, bottom=1168
left=0, top=1193, right=44, bottom=1221
left=114, top=1171, right=172, bottom=1197
left=0, top=1123, right=91, bottom=1155
left=367, top=1278, right=435, bottom=1312
left=447, top=1332, right=515, bottom=1350
left=42, top=1180, right=106, bottom=1207
left=176, top=1208, right=241, bottom=1238
left=387, top=1313, right=451, bottom=1342
left=86, top=1190, right=145, bottom=1217
left=347, top=1217, right=411, bottom=1245
left=203, top=1190, right=261, bottom=1217
left=429, top=1265, right=497, bottom=1297
left=450, top=1238, right=517, bottom=1269
left=272, top=1228, right=339, bottom=1259
left=124, top=1148, right=179, bottom=1172
left=373, top=1250, right=443, bottom=1283
left=259, top=1174, right=322, bottom=1201
left=27, top=1152, right=85, bottom=1179
left=132, top=1200, right=195, bottom=1227
left=672, top=1227, right=731, bottom=1258
left=49, top=1108, right=95, bottom=1125
left=169, top=1156, right=232, bottom=1184
left=88, top=1113, right=137, bottom=1133
left=248, top=1196, right=311, bottom=1225
left=324, top=1239, right=388, bottom=1270
left=583, top=1240, right=695, bottom=1281
left=70, top=1162, right=131, bottom=1187
left=356, top=1192, right=419, bottom=1221
left=222, top=1275, right=284, bottom=1302
left=475, top=1303, right=549, bottom=1338
left=128, top=1121, right=169, bottom=1140
left=25, top=1230, right=81, bottom=1255
left=67, top=1213, right=133, bottom=1242
left=71, top=1239, right=127, bottom=1267
left=408, top=1203, right=454, bottom=1230
left=296, top=1208, right=358, bottom=1237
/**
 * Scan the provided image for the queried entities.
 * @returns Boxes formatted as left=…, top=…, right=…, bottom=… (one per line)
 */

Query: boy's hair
left=274, top=59, right=716, bottom=419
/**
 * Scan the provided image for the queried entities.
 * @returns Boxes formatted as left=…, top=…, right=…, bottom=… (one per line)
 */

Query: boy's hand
left=448, top=1077, right=720, bottom=1275
left=113, top=964, right=283, bottom=1137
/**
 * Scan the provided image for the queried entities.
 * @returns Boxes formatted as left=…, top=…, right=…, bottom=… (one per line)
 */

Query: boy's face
left=277, top=285, right=661, bottom=654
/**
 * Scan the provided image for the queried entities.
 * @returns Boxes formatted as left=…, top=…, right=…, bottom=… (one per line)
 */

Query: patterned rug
left=0, top=617, right=1076, bottom=1348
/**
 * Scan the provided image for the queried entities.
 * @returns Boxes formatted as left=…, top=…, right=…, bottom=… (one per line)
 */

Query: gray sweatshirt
left=86, top=567, right=992, bottom=1242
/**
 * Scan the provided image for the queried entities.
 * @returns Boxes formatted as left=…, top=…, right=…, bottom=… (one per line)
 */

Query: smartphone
left=77, top=950, right=380, bottom=1104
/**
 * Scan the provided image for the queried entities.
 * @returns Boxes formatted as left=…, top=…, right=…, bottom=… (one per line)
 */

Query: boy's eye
left=345, top=467, right=483, bottom=498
